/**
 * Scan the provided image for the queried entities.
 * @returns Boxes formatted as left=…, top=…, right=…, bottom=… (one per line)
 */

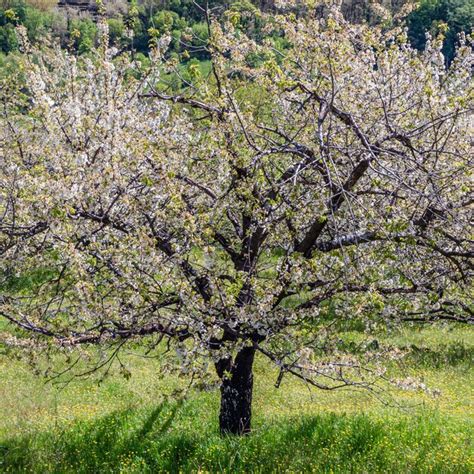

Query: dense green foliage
left=0, top=2, right=54, bottom=52
left=0, top=0, right=257, bottom=57
left=407, top=0, right=474, bottom=62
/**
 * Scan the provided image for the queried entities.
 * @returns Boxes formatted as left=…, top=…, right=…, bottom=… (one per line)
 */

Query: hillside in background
left=0, top=0, right=471, bottom=62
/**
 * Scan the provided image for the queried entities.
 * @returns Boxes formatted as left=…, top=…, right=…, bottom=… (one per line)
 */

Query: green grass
left=2, top=406, right=472, bottom=473
left=1, top=324, right=473, bottom=473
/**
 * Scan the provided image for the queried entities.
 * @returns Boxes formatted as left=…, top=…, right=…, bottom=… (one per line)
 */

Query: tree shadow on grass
left=404, top=342, right=474, bottom=369
left=0, top=404, right=470, bottom=473
left=334, top=338, right=473, bottom=369
left=1, top=399, right=186, bottom=473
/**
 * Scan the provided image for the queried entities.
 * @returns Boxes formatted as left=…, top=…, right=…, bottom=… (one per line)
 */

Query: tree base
left=217, top=346, right=256, bottom=435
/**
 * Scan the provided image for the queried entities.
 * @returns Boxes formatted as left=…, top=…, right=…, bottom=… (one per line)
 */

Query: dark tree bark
left=216, top=345, right=256, bottom=435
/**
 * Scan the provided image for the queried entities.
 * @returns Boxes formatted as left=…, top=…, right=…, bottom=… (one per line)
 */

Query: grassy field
left=0, top=324, right=473, bottom=473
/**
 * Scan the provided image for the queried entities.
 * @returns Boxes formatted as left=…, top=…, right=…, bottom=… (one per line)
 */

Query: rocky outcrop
left=341, top=0, right=408, bottom=23
left=58, top=0, right=97, bottom=14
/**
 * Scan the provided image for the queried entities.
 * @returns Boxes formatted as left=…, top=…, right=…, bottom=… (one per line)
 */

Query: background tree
left=0, top=2, right=472, bottom=435
left=407, top=0, right=474, bottom=63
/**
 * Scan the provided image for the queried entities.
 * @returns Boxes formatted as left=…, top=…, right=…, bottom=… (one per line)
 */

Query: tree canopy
left=0, top=2, right=473, bottom=434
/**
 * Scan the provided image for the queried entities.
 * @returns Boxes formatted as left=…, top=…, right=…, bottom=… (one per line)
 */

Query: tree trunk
left=216, top=346, right=256, bottom=435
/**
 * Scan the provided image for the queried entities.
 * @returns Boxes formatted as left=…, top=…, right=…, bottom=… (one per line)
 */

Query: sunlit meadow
left=1, top=324, right=472, bottom=473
